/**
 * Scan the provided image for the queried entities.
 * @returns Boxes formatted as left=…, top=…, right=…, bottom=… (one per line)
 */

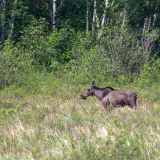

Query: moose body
left=101, top=90, right=137, bottom=109
left=81, top=82, right=137, bottom=110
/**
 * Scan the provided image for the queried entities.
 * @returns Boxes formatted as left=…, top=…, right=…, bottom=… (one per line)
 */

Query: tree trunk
left=8, top=0, right=18, bottom=39
left=101, top=0, right=109, bottom=28
left=98, top=0, right=109, bottom=38
left=52, top=0, right=57, bottom=29
left=86, top=0, right=89, bottom=33
left=72, top=0, right=76, bottom=16
left=0, top=0, right=6, bottom=43
left=152, top=13, right=157, bottom=28
left=121, top=9, right=126, bottom=29
left=92, top=0, right=99, bottom=35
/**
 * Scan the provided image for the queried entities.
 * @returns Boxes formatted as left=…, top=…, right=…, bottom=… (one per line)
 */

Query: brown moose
left=80, top=81, right=137, bottom=110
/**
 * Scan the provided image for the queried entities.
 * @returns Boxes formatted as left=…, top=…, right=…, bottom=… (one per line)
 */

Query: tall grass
left=0, top=76, right=160, bottom=160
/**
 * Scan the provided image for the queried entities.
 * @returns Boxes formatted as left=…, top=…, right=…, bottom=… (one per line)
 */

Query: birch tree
left=86, top=0, right=89, bottom=33
left=101, top=0, right=109, bottom=28
left=52, top=0, right=65, bottom=29
left=0, top=0, right=6, bottom=43
left=92, top=0, right=99, bottom=35
left=8, top=0, right=18, bottom=39
left=98, top=0, right=109, bottom=37
left=52, top=0, right=57, bottom=29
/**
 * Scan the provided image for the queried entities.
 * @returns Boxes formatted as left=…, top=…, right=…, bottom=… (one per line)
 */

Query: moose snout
left=80, top=94, right=87, bottom=99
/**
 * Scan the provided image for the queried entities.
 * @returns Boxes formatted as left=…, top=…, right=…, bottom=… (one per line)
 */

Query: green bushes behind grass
left=0, top=18, right=159, bottom=93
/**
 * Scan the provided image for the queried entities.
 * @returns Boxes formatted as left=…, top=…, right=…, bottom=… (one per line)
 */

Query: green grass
left=0, top=82, right=160, bottom=160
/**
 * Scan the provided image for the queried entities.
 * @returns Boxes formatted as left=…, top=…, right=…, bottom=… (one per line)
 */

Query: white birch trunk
left=98, top=0, right=109, bottom=38
left=86, top=0, right=89, bottom=33
left=8, top=0, right=18, bottom=39
left=121, top=9, right=126, bottom=29
left=152, top=13, right=157, bottom=28
left=92, top=0, right=99, bottom=35
left=0, top=0, right=6, bottom=43
left=101, top=0, right=109, bottom=28
left=52, top=0, right=57, bottom=29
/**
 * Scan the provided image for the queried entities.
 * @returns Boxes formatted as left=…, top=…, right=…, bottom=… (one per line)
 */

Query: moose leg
left=133, top=97, right=137, bottom=109
left=103, top=100, right=115, bottom=112
left=102, top=99, right=110, bottom=111
left=132, top=95, right=137, bottom=109
left=128, top=96, right=137, bottom=109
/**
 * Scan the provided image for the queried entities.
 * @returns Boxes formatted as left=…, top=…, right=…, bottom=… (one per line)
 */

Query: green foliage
left=139, top=59, right=160, bottom=87
left=64, top=25, right=159, bottom=84
left=2, top=0, right=160, bottom=42
left=126, top=0, right=160, bottom=28
left=0, top=40, right=33, bottom=88
left=1, top=20, right=160, bottom=90
left=1, top=0, right=159, bottom=88
left=11, top=20, right=77, bottom=71
left=0, top=108, right=15, bottom=116
left=48, top=28, right=75, bottom=63
left=17, top=18, right=51, bottom=68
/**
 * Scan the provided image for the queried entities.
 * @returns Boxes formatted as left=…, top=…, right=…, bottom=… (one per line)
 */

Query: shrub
left=139, top=59, right=160, bottom=87
left=0, top=40, right=33, bottom=88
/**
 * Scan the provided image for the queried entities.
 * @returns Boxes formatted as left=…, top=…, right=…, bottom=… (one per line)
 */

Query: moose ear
left=92, top=81, right=96, bottom=86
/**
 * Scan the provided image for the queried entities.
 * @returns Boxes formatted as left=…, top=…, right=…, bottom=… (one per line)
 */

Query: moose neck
left=93, top=89, right=104, bottom=99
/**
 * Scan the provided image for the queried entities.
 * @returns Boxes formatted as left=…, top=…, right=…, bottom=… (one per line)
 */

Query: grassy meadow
left=0, top=76, right=160, bottom=160
left=1, top=1, right=160, bottom=159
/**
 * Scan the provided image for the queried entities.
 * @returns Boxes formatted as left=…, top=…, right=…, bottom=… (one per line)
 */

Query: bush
left=1, top=18, right=159, bottom=89
left=0, top=39, right=33, bottom=88
left=15, top=19, right=78, bottom=72
left=64, top=25, right=159, bottom=85
left=139, top=59, right=160, bottom=87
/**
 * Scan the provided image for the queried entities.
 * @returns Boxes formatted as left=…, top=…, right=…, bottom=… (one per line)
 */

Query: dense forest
left=0, top=0, right=160, bottom=159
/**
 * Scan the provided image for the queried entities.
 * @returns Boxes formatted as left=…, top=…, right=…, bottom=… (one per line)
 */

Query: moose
left=80, top=81, right=137, bottom=110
